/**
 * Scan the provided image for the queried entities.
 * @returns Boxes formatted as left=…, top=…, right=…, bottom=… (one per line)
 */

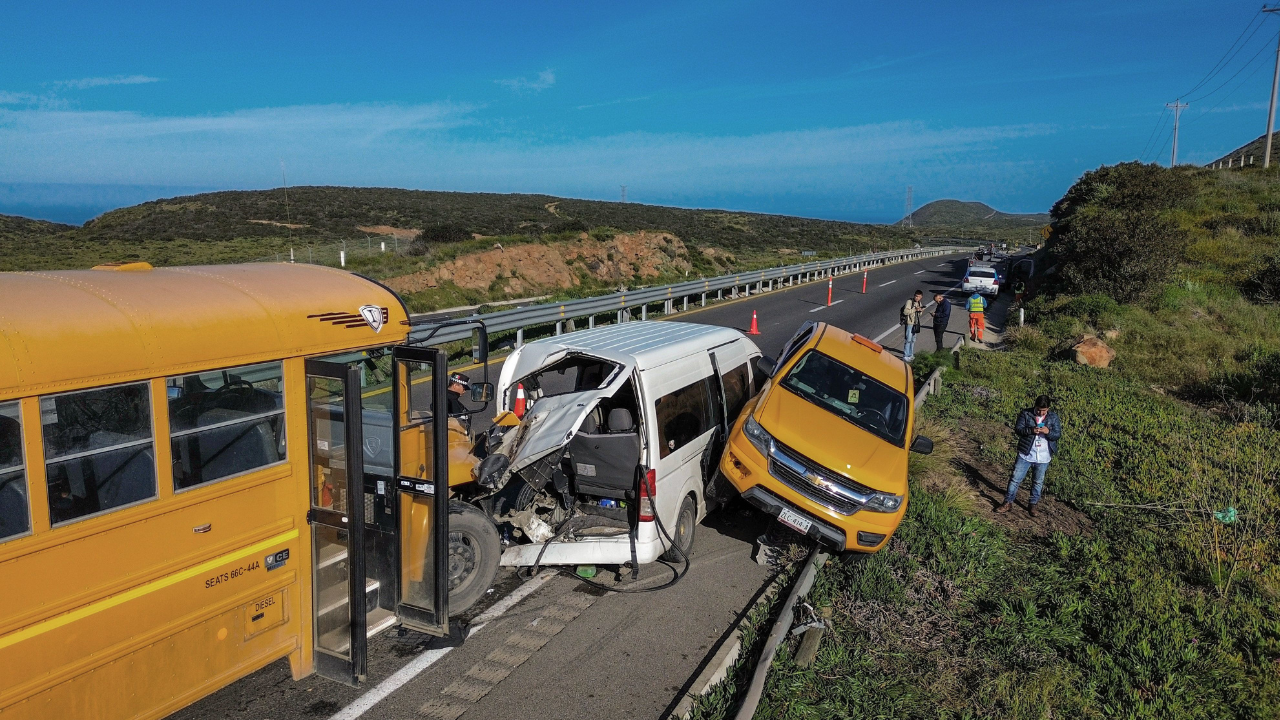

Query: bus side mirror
left=910, top=436, right=934, bottom=455
left=756, top=356, right=776, bottom=379
left=471, top=382, right=494, bottom=403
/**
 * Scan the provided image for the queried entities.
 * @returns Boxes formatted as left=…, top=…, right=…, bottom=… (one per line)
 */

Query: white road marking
left=878, top=280, right=897, bottom=287
left=914, top=270, right=926, bottom=274
left=329, top=571, right=556, bottom=720
left=808, top=299, right=844, bottom=313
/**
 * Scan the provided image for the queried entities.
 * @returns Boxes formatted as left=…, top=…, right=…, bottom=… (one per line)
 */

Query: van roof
left=0, top=263, right=409, bottom=397
left=519, top=321, right=748, bottom=371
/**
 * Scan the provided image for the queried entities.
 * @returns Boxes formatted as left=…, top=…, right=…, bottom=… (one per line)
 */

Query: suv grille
left=767, top=442, right=872, bottom=516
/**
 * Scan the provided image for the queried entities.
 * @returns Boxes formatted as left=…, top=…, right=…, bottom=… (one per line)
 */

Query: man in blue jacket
left=996, top=394, right=1062, bottom=517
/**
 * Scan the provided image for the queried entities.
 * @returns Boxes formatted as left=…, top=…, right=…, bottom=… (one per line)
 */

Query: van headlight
left=743, top=416, right=772, bottom=457
left=864, top=492, right=903, bottom=513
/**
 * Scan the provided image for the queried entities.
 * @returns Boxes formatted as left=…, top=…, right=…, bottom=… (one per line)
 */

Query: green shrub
left=1051, top=162, right=1195, bottom=221
left=1054, top=209, right=1187, bottom=302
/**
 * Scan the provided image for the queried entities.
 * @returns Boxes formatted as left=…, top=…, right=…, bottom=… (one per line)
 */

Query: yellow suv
left=720, top=321, right=933, bottom=555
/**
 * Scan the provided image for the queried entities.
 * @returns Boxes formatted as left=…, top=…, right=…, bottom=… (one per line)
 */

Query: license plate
left=777, top=507, right=813, bottom=534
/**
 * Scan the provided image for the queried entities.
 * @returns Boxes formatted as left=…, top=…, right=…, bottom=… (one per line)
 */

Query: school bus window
left=0, top=401, right=30, bottom=542
left=42, top=383, right=156, bottom=526
left=168, top=361, right=287, bottom=490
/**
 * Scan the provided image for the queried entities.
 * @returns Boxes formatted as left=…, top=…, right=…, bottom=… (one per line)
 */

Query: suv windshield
left=778, top=350, right=909, bottom=445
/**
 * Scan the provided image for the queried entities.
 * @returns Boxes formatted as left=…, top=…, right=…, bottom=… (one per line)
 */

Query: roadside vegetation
left=697, top=162, right=1280, bottom=719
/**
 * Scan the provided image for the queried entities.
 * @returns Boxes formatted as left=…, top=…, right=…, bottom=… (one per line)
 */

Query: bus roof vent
left=91, top=261, right=154, bottom=272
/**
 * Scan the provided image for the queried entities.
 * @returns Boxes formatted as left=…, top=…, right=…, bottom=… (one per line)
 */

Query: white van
left=487, top=321, right=762, bottom=569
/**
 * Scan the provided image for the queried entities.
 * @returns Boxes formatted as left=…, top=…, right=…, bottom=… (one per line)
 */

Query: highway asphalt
left=166, top=251, right=974, bottom=720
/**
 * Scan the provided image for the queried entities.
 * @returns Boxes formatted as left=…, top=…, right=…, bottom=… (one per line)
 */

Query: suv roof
left=810, top=323, right=911, bottom=394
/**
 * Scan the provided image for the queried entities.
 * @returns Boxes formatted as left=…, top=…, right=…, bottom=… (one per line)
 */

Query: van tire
left=661, top=495, right=697, bottom=562
left=447, top=501, right=502, bottom=613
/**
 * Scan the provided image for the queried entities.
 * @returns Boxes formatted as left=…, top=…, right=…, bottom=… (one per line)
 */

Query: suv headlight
left=864, top=492, right=903, bottom=513
left=743, top=415, right=772, bottom=457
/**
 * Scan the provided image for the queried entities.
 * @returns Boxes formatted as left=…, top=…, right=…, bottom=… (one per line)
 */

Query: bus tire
left=661, top=495, right=697, bottom=562
left=447, top=500, right=501, bottom=613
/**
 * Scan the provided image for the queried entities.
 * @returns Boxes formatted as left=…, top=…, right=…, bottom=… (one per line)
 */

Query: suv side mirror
left=909, top=436, right=934, bottom=455
left=470, top=382, right=494, bottom=403
left=756, top=356, right=776, bottom=379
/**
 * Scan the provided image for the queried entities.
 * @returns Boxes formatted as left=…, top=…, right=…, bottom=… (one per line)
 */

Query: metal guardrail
left=408, top=245, right=971, bottom=347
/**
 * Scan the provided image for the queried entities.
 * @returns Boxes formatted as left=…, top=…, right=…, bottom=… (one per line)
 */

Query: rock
left=1072, top=336, right=1116, bottom=368
left=1102, top=329, right=1120, bottom=340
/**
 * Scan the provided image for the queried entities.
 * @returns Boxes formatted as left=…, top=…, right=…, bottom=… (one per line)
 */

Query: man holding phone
left=996, top=394, right=1062, bottom=517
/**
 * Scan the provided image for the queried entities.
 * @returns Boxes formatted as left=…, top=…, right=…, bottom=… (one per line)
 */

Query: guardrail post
left=641, top=304, right=647, bottom=321
left=756, top=281, right=762, bottom=294
left=555, top=321, right=562, bottom=336
left=718, top=289, right=723, bottom=300
left=683, top=297, right=689, bottom=311
left=617, top=309, right=624, bottom=324
left=589, top=315, right=595, bottom=329
left=516, top=328, right=524, bottom=348
left=701, top=292, right=707, bottom=306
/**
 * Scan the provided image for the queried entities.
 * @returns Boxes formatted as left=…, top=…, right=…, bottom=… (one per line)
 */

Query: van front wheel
left=661, top=496, right=696, bottom=562
left=447, top=501, right=501, bottom=613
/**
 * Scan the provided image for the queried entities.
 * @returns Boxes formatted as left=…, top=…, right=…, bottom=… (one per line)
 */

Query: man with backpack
left=900, top=290, right=925, bottom=362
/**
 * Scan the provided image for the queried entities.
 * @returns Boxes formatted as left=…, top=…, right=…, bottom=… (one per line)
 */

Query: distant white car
left=963, top=265, right=1000, bottom=296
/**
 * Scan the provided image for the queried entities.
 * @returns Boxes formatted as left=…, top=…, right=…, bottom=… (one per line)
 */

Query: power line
left=1187, top=29, right=1277, bottom=104
left=1139, top=107, right=1170, bottom=162
left=1185, top=36, right=1276, bottom=126
left=1182, top=9, right=1265, bottom=98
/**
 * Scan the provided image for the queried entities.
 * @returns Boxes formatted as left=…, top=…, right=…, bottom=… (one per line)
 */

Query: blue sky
left=0, top=0, right=1275, bottom=224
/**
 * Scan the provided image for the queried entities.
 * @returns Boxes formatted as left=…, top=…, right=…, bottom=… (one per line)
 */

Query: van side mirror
left=756, top=356, right=776, bottom=379
left=909, top=436, right=934, bottom=455
left=470, top=382, right=494, bottom=403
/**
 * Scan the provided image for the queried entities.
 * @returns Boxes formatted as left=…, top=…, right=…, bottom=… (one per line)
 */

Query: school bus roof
left=0, top=263, right=410, bottom=397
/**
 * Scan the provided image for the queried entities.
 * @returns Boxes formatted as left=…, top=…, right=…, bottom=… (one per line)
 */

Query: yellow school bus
left=0, top=261, right=489, bottom=719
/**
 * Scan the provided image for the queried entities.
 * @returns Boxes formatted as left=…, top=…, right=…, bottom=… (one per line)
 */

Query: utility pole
left=1166, top=100, right=1188, bottom=166
left=620, top=185, right=627, bottom=203
left=903, top=186, right=914, bottom=227
left=1265, top=6, right=1280, bottom=168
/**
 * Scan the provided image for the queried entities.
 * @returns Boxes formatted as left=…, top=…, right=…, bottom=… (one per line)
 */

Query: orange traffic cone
left=748, top=310, right=761, bottom=335
left=513, top=383, right=527, bottom=419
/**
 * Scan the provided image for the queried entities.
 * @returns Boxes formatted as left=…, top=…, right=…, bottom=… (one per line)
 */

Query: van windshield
left=515, top=354, right=621, bottom=406
left=778, top=351, right=909, bottom=446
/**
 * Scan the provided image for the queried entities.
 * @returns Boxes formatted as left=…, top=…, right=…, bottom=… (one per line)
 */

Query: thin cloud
left=0, top=91, right=36, bottom=105
left=497, top=69, right=556, bottom=93
left=0, top=103, right=1053, bottom=216
left=54, top=75, right=161, bottom=90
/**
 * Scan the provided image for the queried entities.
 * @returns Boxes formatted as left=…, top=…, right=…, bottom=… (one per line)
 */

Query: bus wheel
left=447, top=500, right=501, bottom=613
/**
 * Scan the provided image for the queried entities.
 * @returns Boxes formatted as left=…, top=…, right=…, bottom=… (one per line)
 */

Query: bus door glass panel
left=0, top=401, right=30, bottom=542
left=391, top=346, right=450, bottom=636
left=304, top=361, right=368, bottom=686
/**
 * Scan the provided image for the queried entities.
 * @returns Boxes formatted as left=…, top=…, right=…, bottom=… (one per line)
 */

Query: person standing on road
left=931, top=292, right=951, bottom=351
left=966, top=292, right=987, bottom=343
left=901, top=290, right=925, bottom=362
left=997, top=395, right=1062, bottom=517
left=1013, top=278, right=1027, bottom=305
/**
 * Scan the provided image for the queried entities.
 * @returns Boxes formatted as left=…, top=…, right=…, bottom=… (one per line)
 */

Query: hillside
left=58, top=187, right=916, bottom=254
left=0, top=187, right=945, bottom=311
left=904, top=199, right=1049, bottom=231
left=0, top=213, right=74, bottom=241
left=1207, top=132, right=1278, bottom=167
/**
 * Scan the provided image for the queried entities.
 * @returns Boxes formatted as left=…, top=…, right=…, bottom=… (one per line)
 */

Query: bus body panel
left=0, top=265, right=414, bottom=719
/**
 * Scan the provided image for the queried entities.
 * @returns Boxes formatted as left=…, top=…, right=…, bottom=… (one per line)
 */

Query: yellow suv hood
left=755, top=384, right=907, bottom=494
